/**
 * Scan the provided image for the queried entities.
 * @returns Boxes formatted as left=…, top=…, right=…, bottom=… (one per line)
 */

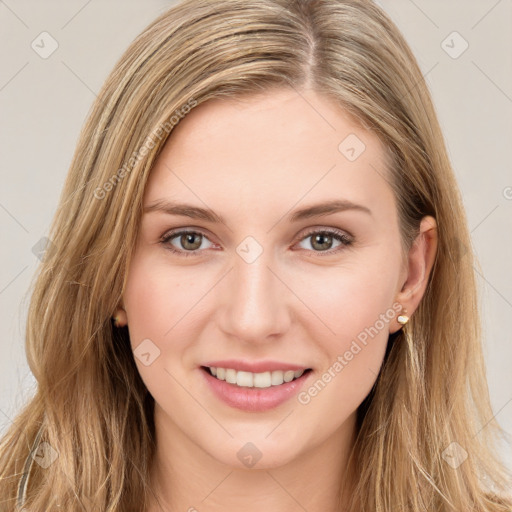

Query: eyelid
left=299, top=226, right=353, bottom=243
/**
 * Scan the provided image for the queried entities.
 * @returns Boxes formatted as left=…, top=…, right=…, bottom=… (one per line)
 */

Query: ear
left=113, top=299, right=128, bottom=327
left=390, top=215, right=438, bottom=334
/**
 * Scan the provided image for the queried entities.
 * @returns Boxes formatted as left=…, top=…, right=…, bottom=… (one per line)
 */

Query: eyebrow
left=143, top=198, right=372, bottom=223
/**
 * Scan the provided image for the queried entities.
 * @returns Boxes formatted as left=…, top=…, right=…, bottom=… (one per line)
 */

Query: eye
left=160, top=227, right=353, bottom=258
left=295, top=227, right=353, bottom=256
left=160, top=229, right=215, bottom=257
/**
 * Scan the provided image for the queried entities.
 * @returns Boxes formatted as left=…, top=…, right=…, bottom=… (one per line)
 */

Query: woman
left=1, top=0, right=510, bottom=510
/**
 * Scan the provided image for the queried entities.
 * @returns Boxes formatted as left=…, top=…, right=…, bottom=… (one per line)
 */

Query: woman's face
left=121, top=87, right=414, bottom=469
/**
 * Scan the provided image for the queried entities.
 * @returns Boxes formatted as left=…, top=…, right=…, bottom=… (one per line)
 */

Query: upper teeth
left=209, top=367, right=306, bottom=388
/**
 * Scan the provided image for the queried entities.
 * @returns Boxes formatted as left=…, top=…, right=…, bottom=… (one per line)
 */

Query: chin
left=206, top=437, right=304, bottom=471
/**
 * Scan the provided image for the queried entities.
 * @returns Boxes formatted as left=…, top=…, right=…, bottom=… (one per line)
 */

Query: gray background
left=1, top=0, right=511, bottom=471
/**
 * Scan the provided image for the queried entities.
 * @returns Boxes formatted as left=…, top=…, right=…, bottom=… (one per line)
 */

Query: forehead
left=144, top=88, right=395, bottom=221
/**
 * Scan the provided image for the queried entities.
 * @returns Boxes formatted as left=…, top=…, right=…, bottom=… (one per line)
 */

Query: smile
left=200, top=366, right=313, bottom=412
left=204, top=366, right=312, bottom=388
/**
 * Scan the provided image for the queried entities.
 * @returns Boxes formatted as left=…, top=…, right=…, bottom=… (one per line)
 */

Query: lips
left=200, top=364, right=313, bottom=411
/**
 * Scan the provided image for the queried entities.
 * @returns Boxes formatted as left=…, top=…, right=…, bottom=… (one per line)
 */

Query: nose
left=216, top=248, right=292, bottom=345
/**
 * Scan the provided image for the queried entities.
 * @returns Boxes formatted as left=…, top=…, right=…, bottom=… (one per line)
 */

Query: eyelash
left=159, top=227, right=353, bottom=258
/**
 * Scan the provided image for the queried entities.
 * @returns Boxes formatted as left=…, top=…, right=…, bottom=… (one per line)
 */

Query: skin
left=114, top=87, right=437, bottom=512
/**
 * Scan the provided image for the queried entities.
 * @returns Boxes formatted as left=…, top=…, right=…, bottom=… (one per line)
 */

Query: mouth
left=200, top=365, right=313, bottom=389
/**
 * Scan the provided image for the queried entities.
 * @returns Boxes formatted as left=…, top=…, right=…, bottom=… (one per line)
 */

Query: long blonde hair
left=1, top=0, right=510, bottom=510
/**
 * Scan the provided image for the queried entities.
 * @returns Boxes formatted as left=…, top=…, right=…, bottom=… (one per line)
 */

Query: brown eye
left=310, top=233, right=334, bottom=251
left=296, top=228, right=353, bottom=256
left=161, top=230, right=213, bottom=257
left=179, top=232, right=203, bottom=251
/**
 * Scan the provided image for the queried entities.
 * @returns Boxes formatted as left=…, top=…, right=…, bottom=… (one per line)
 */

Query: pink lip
left=200, top=367, right=313, bottom=412
left=201, top=359, right=310, bottom=373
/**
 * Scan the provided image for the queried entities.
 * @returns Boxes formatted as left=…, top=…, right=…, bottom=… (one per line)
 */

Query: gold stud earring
left=113, top=316, right=122, bottom=327
left=397, top=309, right=409, bottom=325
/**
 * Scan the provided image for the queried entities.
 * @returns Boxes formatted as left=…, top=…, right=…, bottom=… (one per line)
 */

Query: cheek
left=122, top=255, right=201, bottom=399
left=292, top=252, right=399, bottom=408
left=294, top=251, right=400, bottom=346
left=122, top=253, right=192, bottom=356
left=124, top=266, right=169, bottom=338
left=122, top=249, right=223, bottom=378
